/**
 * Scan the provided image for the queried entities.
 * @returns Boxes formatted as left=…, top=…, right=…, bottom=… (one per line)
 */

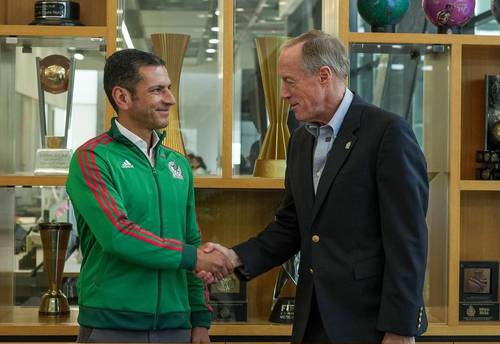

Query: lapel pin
left=345, top=141, right=352, bottom=150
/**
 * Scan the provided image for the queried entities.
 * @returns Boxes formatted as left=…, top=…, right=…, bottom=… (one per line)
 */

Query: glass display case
left=349, top=43, right=450, bottom=323
left=232, top=0, right=321, bottom=175
left=117, top=0, right=223, bottom=176
left=0, top=36, right=106, bottom=175
left=350, top=0, right=500, bottom=35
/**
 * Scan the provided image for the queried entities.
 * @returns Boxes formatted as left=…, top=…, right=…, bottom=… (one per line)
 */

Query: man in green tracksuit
left=66, top=49, right=232, bottom=343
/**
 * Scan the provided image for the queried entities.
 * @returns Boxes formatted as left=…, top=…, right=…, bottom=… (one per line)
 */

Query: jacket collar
left=107, top=117, right=166, bottom=146
left=311, top=93, right=365, bottom=219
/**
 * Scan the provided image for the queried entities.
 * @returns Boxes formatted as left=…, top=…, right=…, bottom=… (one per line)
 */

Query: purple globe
left=422, top=0, right=475, bottom=30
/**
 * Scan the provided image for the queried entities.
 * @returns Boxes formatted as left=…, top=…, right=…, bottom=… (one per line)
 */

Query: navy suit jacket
left=233, top=94, right=429, bottom=343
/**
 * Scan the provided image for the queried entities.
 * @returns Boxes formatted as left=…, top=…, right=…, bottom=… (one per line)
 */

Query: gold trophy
left=38, top=222, right=72, bottom=316
left=151, top=33, right=190, bottom=156
left=34, top=54, right=76, bottom=175
left=253, top=36, right=290, bottom=178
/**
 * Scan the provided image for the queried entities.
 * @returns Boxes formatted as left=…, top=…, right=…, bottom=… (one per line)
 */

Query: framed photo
left=460, top=261, right=498, bottom=302
left=485, top=75, right=500, bottom=151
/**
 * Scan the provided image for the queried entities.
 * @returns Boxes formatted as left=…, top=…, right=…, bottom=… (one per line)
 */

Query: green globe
left=357, top=0, right=410, bottom=32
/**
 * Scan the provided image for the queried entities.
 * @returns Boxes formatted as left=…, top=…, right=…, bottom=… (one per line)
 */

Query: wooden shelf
left=0, top=25, right=107, bottom=37
left=0, top=174, right=284, bottom=189
left=4, top=307, right=500, bottom=337
left=460, top=180, right=500, bottom=191
left=0, top=307, right=292, bottom=337
left=194, top=177, right=284, bottom=189
left=348, top=32, right=500, bottom=46
left=0, top=174, right=67, bottom=187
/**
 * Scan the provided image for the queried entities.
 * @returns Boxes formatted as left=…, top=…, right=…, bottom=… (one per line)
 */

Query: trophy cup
left=30, top=1, right=82, bottom=26
left=253, top=36, right=290, bottom=178
left=269, top=253, right=300, bottom=323
left=38, top=222, right=72, bottom=316
left=34, top=55, right=76, bottom=175
left=151, top=33, right=190, bottom=156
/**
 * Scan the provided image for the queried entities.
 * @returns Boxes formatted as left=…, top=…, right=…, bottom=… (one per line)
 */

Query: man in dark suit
left=200, top=30, right=428, bottom=344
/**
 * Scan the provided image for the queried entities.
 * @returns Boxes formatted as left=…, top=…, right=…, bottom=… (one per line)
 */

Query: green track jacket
left=66, top=119, right=211, bottom=330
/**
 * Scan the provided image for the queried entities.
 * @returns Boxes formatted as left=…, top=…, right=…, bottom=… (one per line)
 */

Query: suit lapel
left=312, top=96, right=364, bottom=220
left=296, top=129, right=315, bottom=216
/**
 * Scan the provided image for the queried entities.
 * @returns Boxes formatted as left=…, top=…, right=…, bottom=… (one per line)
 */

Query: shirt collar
left=305, top=88, right=354, bottom=138
left=115, top=119, right=160, bottom=151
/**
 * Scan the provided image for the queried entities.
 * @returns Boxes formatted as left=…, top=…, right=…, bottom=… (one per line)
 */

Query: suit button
left=312, top=235, right=320, bottom=243
left=309, top=268, right=314, bottom=274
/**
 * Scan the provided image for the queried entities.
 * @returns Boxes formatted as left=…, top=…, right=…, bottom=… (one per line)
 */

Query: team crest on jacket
left=168, top=161, right=184, bottom=180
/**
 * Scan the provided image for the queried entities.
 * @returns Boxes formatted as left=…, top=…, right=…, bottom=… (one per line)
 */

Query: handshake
left=195, top=243, right=242, bottom=284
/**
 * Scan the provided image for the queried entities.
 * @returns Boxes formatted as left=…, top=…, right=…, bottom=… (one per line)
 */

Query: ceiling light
left=206, top=48, right=216, bottom=54
left=235, top=7, right=245, bottom=12
left=209, top=38, right=219, bottom=44
left=211, top=27, right=219, bottom=32
left=74, top=53, right=84, bottom=60
left=215, top=10, right=220, bottom=16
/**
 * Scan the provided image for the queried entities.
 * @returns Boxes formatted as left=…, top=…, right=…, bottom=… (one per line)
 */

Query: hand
left=191, top=327, right=210, bottom=343
left=196, top=245, right=233, bottom=280
left=382, top=333, right=415, bottom=344
left=202, top=242, right=242, bottom=268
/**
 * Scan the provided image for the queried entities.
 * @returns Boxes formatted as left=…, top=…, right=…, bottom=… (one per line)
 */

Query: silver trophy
left=34, top=54, right=76, bottom=175
left=269, top=253, right=300, bottom=323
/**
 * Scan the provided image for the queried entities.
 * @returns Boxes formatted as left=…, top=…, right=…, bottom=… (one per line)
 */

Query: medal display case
left=1, top=0, right=500, bottom=342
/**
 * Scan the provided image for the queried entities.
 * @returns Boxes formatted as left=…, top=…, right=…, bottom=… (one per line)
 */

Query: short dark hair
left=104, top=49, right=166, bottom=113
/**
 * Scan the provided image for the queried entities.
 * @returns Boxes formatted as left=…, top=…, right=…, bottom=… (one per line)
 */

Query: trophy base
left=39, top=291, right=70, bottom=316
left=269, top=297, right=295, bottom=324
left=371, top=24, right=396, bottom=33
left=35, top=148, right=72, bottom=175
left=253, top=159, right=286, bottom=178
left=30, top=19, right=82, bottom=26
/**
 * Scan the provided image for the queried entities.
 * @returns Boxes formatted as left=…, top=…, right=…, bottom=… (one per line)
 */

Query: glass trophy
left=34, top=54, right=76, bottom=175
left=269, top=253, right=300, bottom=323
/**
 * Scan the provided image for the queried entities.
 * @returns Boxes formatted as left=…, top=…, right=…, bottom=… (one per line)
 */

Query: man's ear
left=112, top=86, right=132, bottom=111
left=318, top=66, right=333, bottom=84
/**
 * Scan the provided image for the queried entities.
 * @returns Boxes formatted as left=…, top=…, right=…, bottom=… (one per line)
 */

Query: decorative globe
left=492, top=0, right=500, bottom=25
left=422, top=0, right=475, bottom=32
left=357, top=0, right=410, bottom=32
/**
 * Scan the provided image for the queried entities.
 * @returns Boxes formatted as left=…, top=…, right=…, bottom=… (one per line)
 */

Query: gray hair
left=282, top=30, right=350, bottom=80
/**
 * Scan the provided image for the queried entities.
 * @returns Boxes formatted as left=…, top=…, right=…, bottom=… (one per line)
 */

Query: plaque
left=459, top=303, right=499, bottom=321
left=34, top=55, right=76, bottom=175
left=459, top=261, right=499, bottom=321
left=485, top=75, right=500, bottom=151
left=209, top=274, right=246, bottom=302
left=30, top=1, right=82, bottom=26
left=210, top=302, right=247, bottom=322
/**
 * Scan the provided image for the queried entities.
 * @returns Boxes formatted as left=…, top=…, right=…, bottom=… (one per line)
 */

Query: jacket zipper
left=152, top=166, right=163, bottom=329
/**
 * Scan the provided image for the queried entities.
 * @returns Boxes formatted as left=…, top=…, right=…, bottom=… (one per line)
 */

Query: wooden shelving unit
left=1, top=0, right=500, bottom=342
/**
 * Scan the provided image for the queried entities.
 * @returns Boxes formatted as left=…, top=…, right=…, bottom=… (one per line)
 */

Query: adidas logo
left=121, top=160, right=134, bottom=169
